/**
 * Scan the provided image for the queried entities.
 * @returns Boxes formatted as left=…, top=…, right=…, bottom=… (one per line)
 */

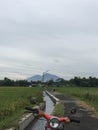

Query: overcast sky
left=0, top=0, right=98, bottom=80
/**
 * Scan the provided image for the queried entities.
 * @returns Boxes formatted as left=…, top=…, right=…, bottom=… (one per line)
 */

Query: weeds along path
left=51, top=92, right=98, bottom=130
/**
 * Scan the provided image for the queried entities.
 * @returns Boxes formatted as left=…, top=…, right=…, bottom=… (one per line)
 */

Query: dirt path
left=52, top=92, right=98, bottom=130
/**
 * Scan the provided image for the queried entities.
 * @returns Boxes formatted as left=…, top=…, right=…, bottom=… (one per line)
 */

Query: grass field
left=49, top=86, right=98, bottom=111
left=0, top=87, right=43, bottom=130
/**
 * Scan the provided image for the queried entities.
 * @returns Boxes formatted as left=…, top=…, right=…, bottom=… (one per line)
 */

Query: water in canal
left=26, top=91, right=54, bottom=130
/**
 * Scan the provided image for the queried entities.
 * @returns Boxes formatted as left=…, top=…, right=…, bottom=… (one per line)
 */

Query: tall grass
left=0, top=87, right=43, bottom=130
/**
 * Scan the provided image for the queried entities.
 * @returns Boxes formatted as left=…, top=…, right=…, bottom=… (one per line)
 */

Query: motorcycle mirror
left=70, top=108, right=77, bottom=114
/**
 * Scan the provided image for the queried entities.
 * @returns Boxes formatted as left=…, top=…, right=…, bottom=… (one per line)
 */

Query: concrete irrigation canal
left=25, top=91, right=55, bottom=130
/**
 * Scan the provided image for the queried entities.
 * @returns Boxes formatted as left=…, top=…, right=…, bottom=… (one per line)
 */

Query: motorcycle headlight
left=49, top=117, right=60, bottom=129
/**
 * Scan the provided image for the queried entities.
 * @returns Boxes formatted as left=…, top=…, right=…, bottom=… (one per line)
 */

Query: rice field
left=0, top=87, right=43, bottom=130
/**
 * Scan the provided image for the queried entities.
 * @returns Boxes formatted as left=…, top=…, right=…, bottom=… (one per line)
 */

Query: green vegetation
left=1, top=85, right=98, bottom=129
left=1, top=76, right=98, bottom=87
left=50, top=87, right=98, bottom=111
left=0, top=87, right=43, bottom=130
left=52, top=102, right=64, bottom=117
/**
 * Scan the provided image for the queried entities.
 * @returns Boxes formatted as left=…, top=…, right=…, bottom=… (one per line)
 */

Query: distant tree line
left=0, top=77, right=30, bottom=87
left=50, top=77, right=98, bottom=87
left=69, top=76, right=98, bottom=87
left=0, top=76, right=98, bottom=87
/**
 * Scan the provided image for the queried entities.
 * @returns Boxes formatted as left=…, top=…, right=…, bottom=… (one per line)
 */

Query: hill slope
left=27, top=73, right=60, bottom=82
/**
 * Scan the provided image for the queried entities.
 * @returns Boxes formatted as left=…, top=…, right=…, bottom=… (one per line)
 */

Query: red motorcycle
left=25, top=106, right=80, bottom=130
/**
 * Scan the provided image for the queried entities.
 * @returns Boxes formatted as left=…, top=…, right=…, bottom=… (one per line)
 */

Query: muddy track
left=52, top=92, right=98, bottom=130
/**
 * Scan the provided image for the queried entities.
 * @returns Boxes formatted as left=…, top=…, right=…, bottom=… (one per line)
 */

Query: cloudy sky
left=0, top=0, right=98, bottom=80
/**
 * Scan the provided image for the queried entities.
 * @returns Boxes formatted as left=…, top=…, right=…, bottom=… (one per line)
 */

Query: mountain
left=27, top=75, right=42, bottom=82
left=27, top=73, right=60, bottom=82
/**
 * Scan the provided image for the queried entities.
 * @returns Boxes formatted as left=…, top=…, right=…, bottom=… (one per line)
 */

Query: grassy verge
left=52, top=102, right=64, bottom=117
left=0, top=87, right=43, bottom=130
left=49, top=86, right=98, bottom=111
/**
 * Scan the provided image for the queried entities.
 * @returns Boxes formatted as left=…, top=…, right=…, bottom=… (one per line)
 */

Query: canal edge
left=45, top=90, right=60, bottom=105
left=5, top=101, right=45, bottom=130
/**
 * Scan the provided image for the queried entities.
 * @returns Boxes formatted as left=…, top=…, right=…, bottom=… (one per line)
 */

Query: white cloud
left=0, top=0, right=98, bottom=80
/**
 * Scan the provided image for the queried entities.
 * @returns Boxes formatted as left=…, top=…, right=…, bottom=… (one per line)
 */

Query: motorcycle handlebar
left=70, top=117, right=80, bottom=123
left=25, top=106, right=80, bottom=123
left=25, top=106, right=39, bottom=114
